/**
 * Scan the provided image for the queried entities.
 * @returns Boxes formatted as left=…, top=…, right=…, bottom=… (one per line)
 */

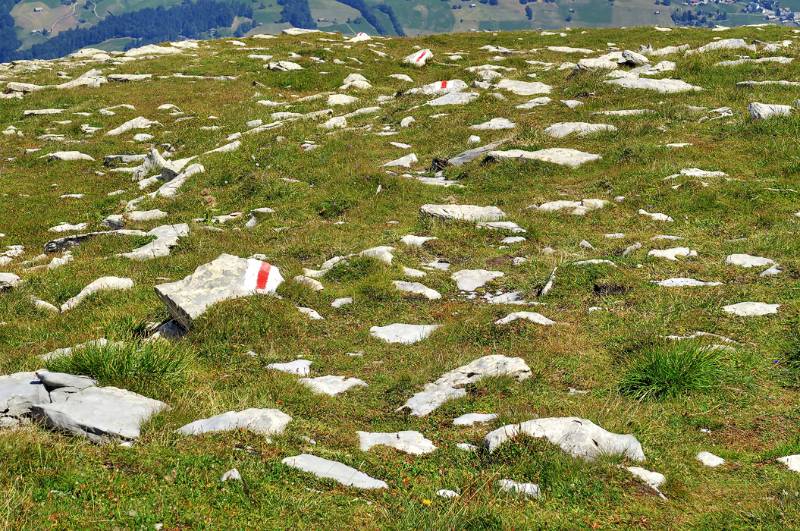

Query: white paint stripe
left=243, top=258, right=261, bottom=292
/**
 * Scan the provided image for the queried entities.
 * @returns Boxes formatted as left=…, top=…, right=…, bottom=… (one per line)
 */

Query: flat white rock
left=267, top=359, right=312, bottom=376
left=61, top=277, right=134, bottom=312
left=749, top=102, right=793, bottom=120
left=393, top=281, right=441, bottom=300
left=606, top=77, right=702, bottom=93
left=400, top=235, right=437, bottom=247
left=331, top=297, right=353, bottom=308
left=627, top=466, right=666, bottom=490
left=32, top=386, right=166, bottom=442
left=358, top=430, right=437, bottom=455
left=639, top=209, right=673, bottom=222
left=696, top=451, right=725, bottom=467
left=649, top=247, right=697, bottom=261
left=495, top=311, right=555, bottom=326
left=421, top=204, right=505, bottom=222
left=400, top=355, right=531, bottom=416
left=653, top=278, right=722, bottom=287
left=723, top=302, right=779, bottom=317
left=488, top=148, right=601, bottom=168
left=484, top=417, right=645, bottom=461
left=178, top=408, right=291, bottom=437
left=282, top=454, right=387, bottom=489
left=470, top=118, right=515, bottom=130
left=777, top=455, right=800, bottom=473
left=725, top=254, right=774, bottom=268
left=452, top=269, right=504, bottom=291
left=497, top=479, right=541, bottom=498
left=453, top=413, right=498, bottom=426
left=299, top=375, right=367, bottom=396
left=384, top=153, right=418, bottom=168
left=496, top=79, right=552, bottom=96
left=370, top=323, right=440, bottom=344
left=154, top=254, right=283, bottom=328
left=426, top=92, right=479, bottom=106
left=545, top=122, right=616, bottom=138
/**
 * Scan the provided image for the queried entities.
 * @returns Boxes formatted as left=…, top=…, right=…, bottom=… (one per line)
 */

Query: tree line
left=2, top=0, right=253, bottom=62
left=0, top=0, right=21, bottom=60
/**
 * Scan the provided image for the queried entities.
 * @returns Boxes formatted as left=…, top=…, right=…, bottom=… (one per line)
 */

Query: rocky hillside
left=1, top=26, right=800, bottom=528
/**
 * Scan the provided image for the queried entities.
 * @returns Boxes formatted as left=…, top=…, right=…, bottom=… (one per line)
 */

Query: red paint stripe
left=441, top=80, right=447, bottom=89
left=256, top=262, right=271, bottom=290
left=416, top=50, right=427, bottom=62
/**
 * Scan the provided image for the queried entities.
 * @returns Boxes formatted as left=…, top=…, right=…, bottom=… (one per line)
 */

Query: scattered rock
left=485, top=417, right=645, bottom=461
left=400, top=355, right=531, bottom=416
left=358, top=430, right=437, bottom=455
left=178, top=408, right=291, bottom=438
left=282, top=454, right=387, bottom=489
left=722, top=302, right=779, bottom=317
left=696, top=451, right=725, bottom=468
left=155, top=254, right=283, bottom=329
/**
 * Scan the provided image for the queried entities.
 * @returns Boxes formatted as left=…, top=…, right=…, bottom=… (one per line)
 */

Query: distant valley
left=1, top=0, right=799, bottom=61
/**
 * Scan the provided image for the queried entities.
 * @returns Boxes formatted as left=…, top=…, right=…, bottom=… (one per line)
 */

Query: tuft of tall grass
left=46, top=341, right=191, bottom=396
left=619, top=342, right=723, bottom=401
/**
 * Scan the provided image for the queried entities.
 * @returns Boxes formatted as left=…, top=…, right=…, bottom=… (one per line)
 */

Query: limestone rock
left=154, top=254, right=284, bottom=329
left=453, top=413, right=497, bottom=426
left=626, top=466, right=666, bottom=490
left=106, top=116, right=159, bottom=136
left=400, top=355, right=531, bottom=416
left=370, top=323, right=440, bottom=344
left=487, top=148, right=601, bottom=168
left=496, top=79, right=552, bottom=96
left=31, top=386, right=167, bottom=443
left=61, top=277, right=134, bottom=312
left=0, top=272, right=21, bottom=290
left=404, top=49, right=433, bottom=67
left=534, top=199, right=607, bottom=215
left=649, top=247, right=697, bottom=261
left=300, top=375, right=367, bottom=396
left=497, top=479, right=541, bottom=498
left=749, top=102, right=792, bottom=120
left=495, top=312, right=555, bottom=326
left=384, top=153, right=418, bottom=168
left=178, top=408, right=291, bottom=437
left=725, top=254, right=774, bottom=268
left=267, top=359, right=312, bottom=376
left=45, top=151, right=95, bottom=162
left=605, top=77, right=702, bottom=93
left=393, top=281, right=441, bottom=300
left=544, top=122, right=616, bottom=138
left=452, top=269, right=504, bottom=291
left=653, top=278, right=721, bottom=288
left=358, top=430, right=437, bottom=455
left=470, top=118, right=515, bottom=130
left=119, top=224, right=189, bottom=261
left=282, top=454, right=387, bottom=489
left=696, top=451, right=725, bottom=467
left=723, top=302, right=779, bottom=317
left=485, top=417, right=645, bottom=461
left=426, top=92, right=479, bottom=106
left=777, top=455, right=800, bottom=473
left=420, top=204, right=505, bottom=222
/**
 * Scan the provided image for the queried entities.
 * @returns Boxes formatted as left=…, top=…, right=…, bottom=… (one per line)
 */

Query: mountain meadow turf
left=1, top=26, right=800, bottom=528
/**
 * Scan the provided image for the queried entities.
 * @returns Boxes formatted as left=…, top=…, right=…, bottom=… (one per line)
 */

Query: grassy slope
left=1, top=26, right=800, bottom=528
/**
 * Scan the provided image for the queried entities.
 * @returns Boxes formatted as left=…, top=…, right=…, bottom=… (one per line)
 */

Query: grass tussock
left=619, top=342, right=723, bottom=401
left=46, top=341, right=192, bottom=396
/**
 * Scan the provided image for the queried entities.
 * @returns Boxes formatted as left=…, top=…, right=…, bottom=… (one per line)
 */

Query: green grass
left=1, top=25, right=800, bottom=529
left=619, top=342, right=724, bottom=401
left=45, top=341, right=192, bottom=395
